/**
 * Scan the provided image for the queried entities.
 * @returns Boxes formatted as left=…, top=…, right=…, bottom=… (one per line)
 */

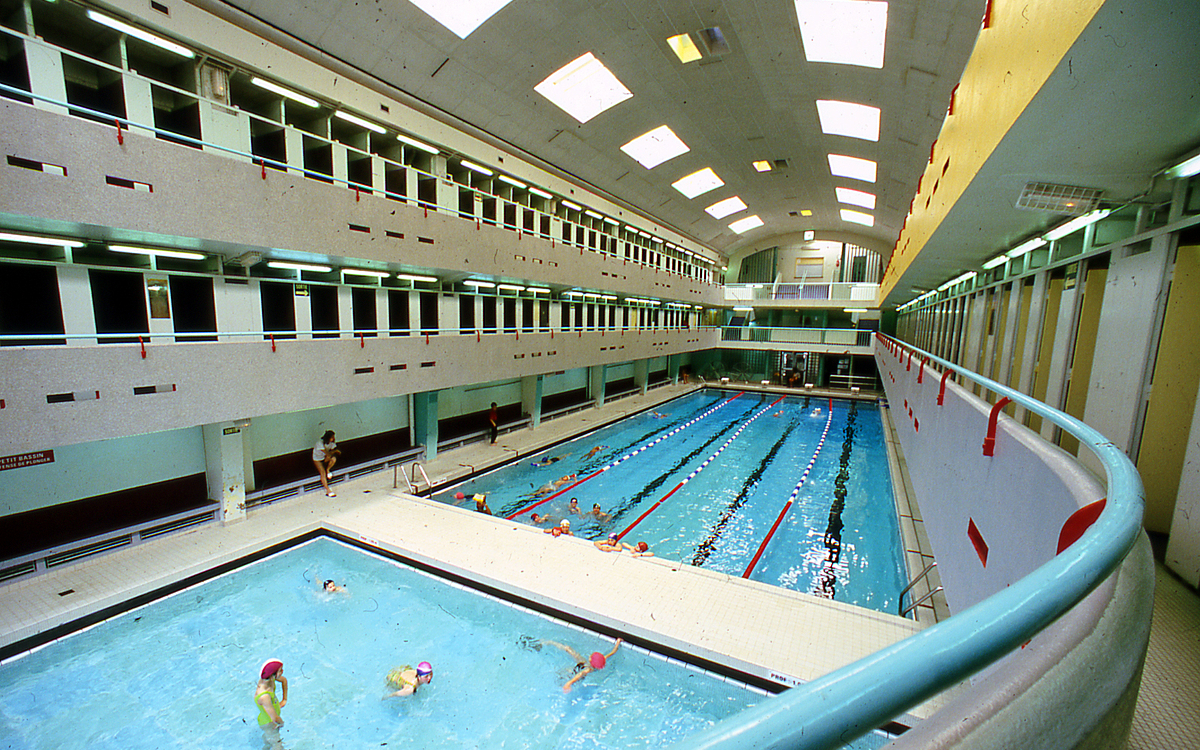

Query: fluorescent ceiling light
left=1044, top=209, right=1112, bottom=241
left=621, top=125, right=690, bottom=169
left=982, top=255, right=1007, bottom=270
left=498, top=175, right=527, bottom=189
left=528, top=187, right=553, bottom=200
left=463, top=279, right=496, bottom=288
left=497, top=284, right=525, bottom=292
left=396, top=273, right=439, bottom=283
left=342, top=268, right=389, bottom=278
left=460, top=160, right=493, bottom=176
left=397, top=134, right=439, bottom=154
left=251, top=77, right=318, bottom=108
left=729, top=215, right=764, bottom=234
left=844, top=308, right=869, bottom=313
left=527, top=287, right=550, bottom=294
left=667, top=33, right=703, bottom=63
left=733, top=306, right=753, bottom=312
left=794, top=0, right=888, bottom=69
left=672, top=168, right=724, bottom=199
left=86, top=10, right=193, bottom=58
left=407, top=0, right=515, bottom=39
left=705, top=196, right=747, bottom=219
left=563, top=291, right=583, bottom=297
left=801, top=209, right=813, bottom=216
left=602, top=294, right=617, bottom=301
left=268, top=261, right=331, bottom=273
left=0, top=232, right=84, bottom=248
left=752, top=160, right=772, bottom=172
left=840, top=209, right=874, bottom=226
left=804, top=230, right=816, bottom=240
left=534, top=52, right=633, bottom=124
left=585, top=209, right=604, bottom=220
left=335, top=111, right=385, bottom=134
left=828, top=154, right=877, bottom=183
left=816, top=100, right=881, bottom=141
left=603, top=216, right=620, bottom=226
left=1166, top=153, right=1200, bottom=179
left=110, top=244, right=205, bottom=261
left=835, top=187, right=876, bottom=209
left=1006, top=237, right=1048, bottom=259
left=561, top=200, right=582, bottom=211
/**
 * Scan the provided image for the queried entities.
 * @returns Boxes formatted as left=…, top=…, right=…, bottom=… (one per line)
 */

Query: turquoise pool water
left=440, top=389, right=906, bottom=614
left=0, top=538, right=810, bottom=749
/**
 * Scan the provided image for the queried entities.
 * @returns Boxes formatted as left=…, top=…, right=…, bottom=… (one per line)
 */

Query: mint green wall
left=607, top=362, right=636, bottom=380
left=544, top=368, right=589, bottom=396
left=439, top=380, right=523, bottom=417
left=248, top=396, right=409, bottom=461
left=0, top=427, right=205, bottom=516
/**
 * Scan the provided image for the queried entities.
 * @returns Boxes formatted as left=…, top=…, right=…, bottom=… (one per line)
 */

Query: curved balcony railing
left=725, top=282, right=880, bottom=304
left=672, top=333, right=1144, bottom=749
left=718, top=326, right=874, bottom=348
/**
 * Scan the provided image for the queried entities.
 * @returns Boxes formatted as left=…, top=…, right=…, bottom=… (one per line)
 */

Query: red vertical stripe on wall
left=968, top=518, right=989, bottom=567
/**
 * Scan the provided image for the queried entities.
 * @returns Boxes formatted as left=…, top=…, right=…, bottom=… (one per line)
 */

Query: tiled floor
left=1128, top=551, right=1200, bottom=748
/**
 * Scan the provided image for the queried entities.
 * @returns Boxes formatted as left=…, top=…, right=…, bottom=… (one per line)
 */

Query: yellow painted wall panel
left=1061, top=264, right=1107, bottom=456
left=1029, top=275, right=1064, bottom=433
left=1137, top=245, right=1200, bottom=533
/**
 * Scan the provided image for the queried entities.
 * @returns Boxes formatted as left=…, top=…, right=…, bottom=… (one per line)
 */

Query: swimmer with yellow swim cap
left=384, top=661, right=433, bottom=698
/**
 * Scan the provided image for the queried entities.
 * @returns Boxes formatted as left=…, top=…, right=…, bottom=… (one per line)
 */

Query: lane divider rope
left=617, top=395, right=786, bottom=540
left=504, top=392, right=746, bottom=520
left=742, top=405, right=835, bottom=578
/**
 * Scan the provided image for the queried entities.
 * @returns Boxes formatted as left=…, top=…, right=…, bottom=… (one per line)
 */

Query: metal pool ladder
left=394, top=461, right=434, bottom=497
left=899, top=560, right=943, bottom=617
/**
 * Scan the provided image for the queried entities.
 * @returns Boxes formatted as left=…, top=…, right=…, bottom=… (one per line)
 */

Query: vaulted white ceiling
left=221, top=0, right=1200, bottom=308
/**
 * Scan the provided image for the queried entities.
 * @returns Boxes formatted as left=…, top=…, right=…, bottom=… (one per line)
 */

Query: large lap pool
left=441, top=389, right=906, bottom=614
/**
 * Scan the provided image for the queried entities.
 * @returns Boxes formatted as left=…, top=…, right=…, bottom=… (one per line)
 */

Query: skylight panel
left=671, top=168, right=724, bottom=199
left=794, top=0, right=888, bottom=69
left=535, top=52, right=633, bottom=124
left=828, top=154, right=877, bottom=183
left=729, top=215, right=764, bottom=234
left=835, top=187, right=876, bottom=209
left=621, top=125, right=690, bottom=169
left=667, top=33, right=703, bottom=63
left=408, top=0, right=515, bottom=39
left=816, top=100, right=881, bottom=141
left=840, top=209, right=875, bottom=226
left=706, top=196, right=747, bottom=219
left=752, top=161, right=773, bottom=172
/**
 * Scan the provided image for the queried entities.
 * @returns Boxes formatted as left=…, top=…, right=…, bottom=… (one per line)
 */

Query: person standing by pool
left=544, top=638, right=621, bottom=693
left=312, top=430, right=341, bottom=498
left=384, top=662, right=433, bottom=697
left=255, top=659, right=288, bottom=749
left=488, top=402, right=499, bottom=444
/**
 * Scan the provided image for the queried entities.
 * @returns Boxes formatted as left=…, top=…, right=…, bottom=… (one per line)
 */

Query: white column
left=203, top=421, right=247, bottom=524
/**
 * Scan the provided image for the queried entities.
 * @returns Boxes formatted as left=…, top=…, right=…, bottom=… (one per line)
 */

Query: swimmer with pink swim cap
left=384, top=661, right=433, bottom=698
left=254, top=658, right=288, bottom=747
left=543, top=637, right=622, bottom=693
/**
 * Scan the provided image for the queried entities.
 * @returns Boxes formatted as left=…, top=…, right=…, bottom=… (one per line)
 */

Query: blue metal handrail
left=673, top=333, right=1144, bottom=749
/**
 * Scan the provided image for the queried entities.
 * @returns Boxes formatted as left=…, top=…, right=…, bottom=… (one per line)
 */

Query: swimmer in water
left=811, top=407, right=823, bottom=417
left=384, top=662, right=433, bottom=698
left=322, top=579, right=347, bottom=593
left=583, top=445, right=606, bottom=460
left=594, top=533, right=622, bottom=552
left=532, top=453, right=567, bottom=467
left=589, top=503, right=611, bottom=522
left=255, top=659, right=288, bottom=749
left=544, top=638, right=622, bottom=693
left=521, top=474, right=577, bottom=498
left=567, top=498, right=583, bottom=515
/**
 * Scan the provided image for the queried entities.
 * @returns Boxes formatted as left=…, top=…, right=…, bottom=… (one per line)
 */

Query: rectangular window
left=503, top=297, right=517, bottom=333
left=419, top=291, right=438, bottom=335
left=260, top=281, right=296, bottom=339
left=388, top=289, right=410, bottom=335
left=482, top=295, right=497, bottom=333
left=0, top=263, right=65, bottom=346
left=352, top=287, right=377, bottom=337
left=460, top=294, right=475, bottom=333
left=169, top=275, right=216, bottom=342
left=310, top=285, right=339, bottom=338
left=90, top=269, right=148, bottom=343
left=522, top=299, right=534, bottom=331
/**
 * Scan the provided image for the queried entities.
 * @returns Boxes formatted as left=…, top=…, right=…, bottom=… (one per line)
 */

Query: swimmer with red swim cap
left=255, top=659, right=288, bottom=748
left=543, top=638, right=622, bottom=693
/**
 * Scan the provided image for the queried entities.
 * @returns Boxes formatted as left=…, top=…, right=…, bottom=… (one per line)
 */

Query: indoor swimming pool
left=0, top=537, right=805, bottom=749
left=439, top=389, right=906, bottom=613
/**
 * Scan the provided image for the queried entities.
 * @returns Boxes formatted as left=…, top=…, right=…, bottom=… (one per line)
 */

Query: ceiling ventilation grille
left=1016, top=182, right=1102, bottom=215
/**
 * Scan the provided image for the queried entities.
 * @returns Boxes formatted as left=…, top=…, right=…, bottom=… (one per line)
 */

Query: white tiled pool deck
left=0, top=384, right=944, bottom=722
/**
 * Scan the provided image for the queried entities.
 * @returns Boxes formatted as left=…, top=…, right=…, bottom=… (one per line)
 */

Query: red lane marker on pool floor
left=504, top=392, right=746, bottom=520
left=742, top=406, right=834, bottom=578
left=617, top=395, right=786, bottom=540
